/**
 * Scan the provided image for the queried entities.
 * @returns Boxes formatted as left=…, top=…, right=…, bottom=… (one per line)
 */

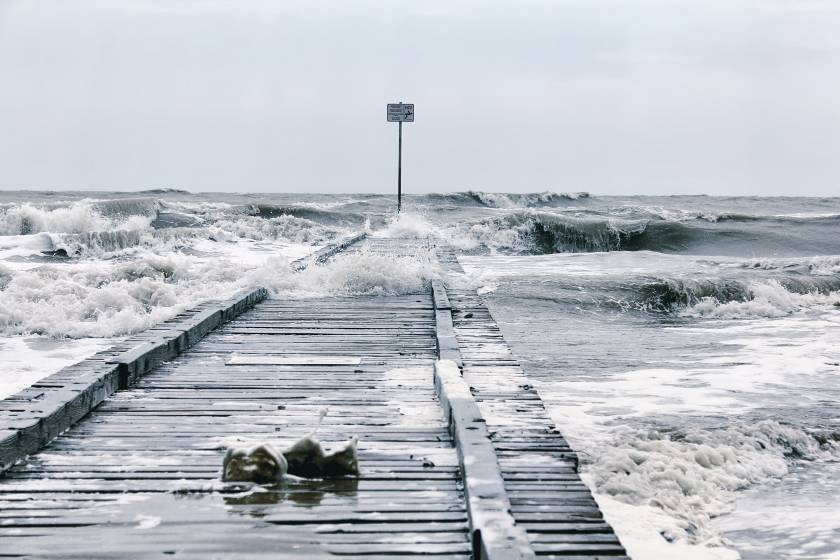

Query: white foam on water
left=591, top=493, right=740, bottom=560
left=462, top=252, right=840, bottom=559
left=533, top=313, right=840, bottom=558
left=0, top=253, right=245, bottom=338
left=372, top=211, right=532, bottom=253
left=0, top=336, right=114, bottom=399
left=712, top=460, right=840, bottom=559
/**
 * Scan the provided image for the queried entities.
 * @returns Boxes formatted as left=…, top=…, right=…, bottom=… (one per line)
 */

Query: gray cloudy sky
left=0, top=0, right=838, bottom=195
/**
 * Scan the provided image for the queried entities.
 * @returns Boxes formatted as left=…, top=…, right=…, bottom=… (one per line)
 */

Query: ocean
left=1, top=190, right=839, bottom=559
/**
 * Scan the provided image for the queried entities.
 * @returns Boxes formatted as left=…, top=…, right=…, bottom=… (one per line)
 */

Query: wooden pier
left=0, top=236, right=627, bottom=559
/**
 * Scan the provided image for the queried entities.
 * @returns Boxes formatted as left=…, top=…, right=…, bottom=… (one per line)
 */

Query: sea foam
left=586, top=420, right=836, bottom=546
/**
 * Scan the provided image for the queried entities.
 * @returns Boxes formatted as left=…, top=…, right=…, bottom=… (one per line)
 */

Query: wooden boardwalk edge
left=292, top=231, right=367, bottom=271
left=435, top=360, right=536, bottom=560
left=432, top=279, right=463, bottom=368
left=431, top=264, right=628, bottom=559
left=0, top=287, right=267, bottom=474
left=433, top=280, right=536, bottom=560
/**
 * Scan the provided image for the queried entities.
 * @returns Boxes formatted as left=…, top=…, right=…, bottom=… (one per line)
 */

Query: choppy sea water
left=1, top=190, right=839, bottom=559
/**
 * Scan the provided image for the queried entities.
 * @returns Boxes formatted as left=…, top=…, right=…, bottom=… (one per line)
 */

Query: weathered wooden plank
left=227, top=355, right=363, bottom=366
left=432, top=281, right=463, bottom=368
left=431, top=280, right=452, bottom=310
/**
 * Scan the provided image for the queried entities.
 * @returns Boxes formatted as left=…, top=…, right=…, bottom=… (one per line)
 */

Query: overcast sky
left=0, top=0, right=838, bottom=195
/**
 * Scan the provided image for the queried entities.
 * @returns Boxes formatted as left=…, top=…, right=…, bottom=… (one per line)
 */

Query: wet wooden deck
left=0, top=237, right=627, bottom=559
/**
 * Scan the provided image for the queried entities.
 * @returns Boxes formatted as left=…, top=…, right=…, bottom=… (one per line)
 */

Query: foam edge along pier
left=433, top=278, right=534, bottom=559
left=435, top=359, right=537, bottom=560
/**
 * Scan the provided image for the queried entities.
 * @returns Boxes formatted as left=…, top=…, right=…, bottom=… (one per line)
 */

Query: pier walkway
left=0, top=236, right=626, bottom=559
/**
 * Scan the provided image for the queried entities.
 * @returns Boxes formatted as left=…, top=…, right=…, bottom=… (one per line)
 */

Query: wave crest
left=0, top=199, right=156, bottom=236
left=451, top=211, right=654, bottom=253
left=245, top=204, right=367, bottom=227
left=638, top=276, right=840, bottom=317
left=420, top=190, right=588, bottom=208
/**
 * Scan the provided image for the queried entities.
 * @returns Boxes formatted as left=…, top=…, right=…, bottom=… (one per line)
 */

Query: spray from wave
left=0, top=247, right=441, bottom=338
left=250, top=251, right=441, bottom=297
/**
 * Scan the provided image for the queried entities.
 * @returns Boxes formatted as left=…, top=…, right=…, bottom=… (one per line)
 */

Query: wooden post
left=397, top=120, right=403, bottom=213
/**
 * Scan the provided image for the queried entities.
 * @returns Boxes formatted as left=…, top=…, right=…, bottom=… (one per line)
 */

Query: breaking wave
left=0, top=248, right=439, bottom=338
left=463, top=190, right=590, bottom=208
left=243, top=204, right=368, bottom=227
left=447, top=211, right=665, bottom=253
left=0, top=198, right=354, bottom=260
left=420, top=190, right=589, bottom=208
left=43, top=230, right=148, bottom=258
left=638, top=276, right=840, bottom=317
left=440, top=209, right=840, bottom=256
left=40, top=228, right=217, bottom=259
left=90, top=197, right=161, bottom=220
left=0, top=200, right=155, bottom=235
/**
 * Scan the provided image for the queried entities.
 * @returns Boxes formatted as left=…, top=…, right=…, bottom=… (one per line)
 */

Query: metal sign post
left=386, top=102, right=414, bottom=213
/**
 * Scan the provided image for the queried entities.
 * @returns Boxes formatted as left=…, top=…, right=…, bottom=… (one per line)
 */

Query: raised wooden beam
left=432, top=280, right=463, bottom=368
left=434, top=359, right=536, bottom=560
left=292, top=232, right=367, bottom=271
left=431, top=279, right=452, bottom=310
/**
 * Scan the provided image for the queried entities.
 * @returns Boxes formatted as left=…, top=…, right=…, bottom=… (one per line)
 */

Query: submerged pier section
left=0, top=237, right=627, bottom=559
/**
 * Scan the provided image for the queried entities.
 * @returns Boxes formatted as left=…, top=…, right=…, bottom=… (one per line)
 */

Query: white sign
left=387, top=103, right=414, bottom=122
